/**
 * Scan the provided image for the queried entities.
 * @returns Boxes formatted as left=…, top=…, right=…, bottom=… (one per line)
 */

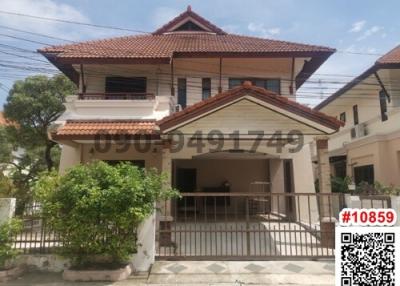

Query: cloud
left=357, top=25, right=383, bottom=41
left=151, top=7, right=181, bottom=30
left=349, top=20, right=366, bottom=33
left=0, top=0, right=90, bottom=39
left=267, top=27, right=281, bottom=35
left=247, top=22, right=280, bottom=38
left=221, top=24, right=240, bottom=34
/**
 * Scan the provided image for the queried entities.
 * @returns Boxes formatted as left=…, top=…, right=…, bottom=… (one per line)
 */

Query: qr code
left=336, top=227, right=400, bottom=286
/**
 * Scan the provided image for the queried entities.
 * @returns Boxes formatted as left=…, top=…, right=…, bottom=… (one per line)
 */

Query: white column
left=132, top=212, right=156, bottom=272
left=315, top=137, right=335, bottom=248
left=59, top=144, right=82, bottom=174
left=0, top=198, right=16, bottom=224
left=316, top=137, right=332, bottom=218
left=158, top=142, right=173, bottom=246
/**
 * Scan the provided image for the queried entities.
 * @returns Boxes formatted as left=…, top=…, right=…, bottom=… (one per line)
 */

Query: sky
left=0, top=0, right=399, bottom=108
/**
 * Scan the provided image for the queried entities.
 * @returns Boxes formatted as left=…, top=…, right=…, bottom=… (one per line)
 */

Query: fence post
left=315, top=137, right=336, bottom=248
left=132, top=211, right=156, bottom=272
left=0, top=198, right=16, bottom=224
left=245, top=197, right=250, bottom=256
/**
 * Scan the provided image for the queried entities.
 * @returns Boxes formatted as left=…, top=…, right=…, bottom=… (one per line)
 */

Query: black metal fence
left=12, top=204, right=63, bottom=254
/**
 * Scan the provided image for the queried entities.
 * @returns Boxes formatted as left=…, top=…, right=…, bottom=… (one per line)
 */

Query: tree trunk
left=45, top=142, right=55, bottom=171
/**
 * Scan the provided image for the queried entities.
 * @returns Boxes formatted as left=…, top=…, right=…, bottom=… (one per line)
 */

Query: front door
left=176, top=168, right=196, bottom=208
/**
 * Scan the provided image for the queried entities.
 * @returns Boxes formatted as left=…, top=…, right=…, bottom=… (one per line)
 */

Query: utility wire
left=0, top=10, right=149, bottom=34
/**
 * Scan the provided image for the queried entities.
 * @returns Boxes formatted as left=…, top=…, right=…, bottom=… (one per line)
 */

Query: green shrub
left=34, top=161, right=178, bottom=268
left=315, top=176, right=352, bottom=193
left=354, top=181, right=400, bottom=196
left=0, top=219, right=22, bottom=270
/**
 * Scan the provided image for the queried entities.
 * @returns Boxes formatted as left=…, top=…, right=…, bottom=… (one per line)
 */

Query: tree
left=4, top=74, right=76, bottom=171
left=1, top=74, right=75, bottom=213
left=34, top=161, right=178, bottom=268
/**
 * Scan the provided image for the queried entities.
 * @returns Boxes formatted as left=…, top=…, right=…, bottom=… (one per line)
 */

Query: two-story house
left=314, top=45, right=400, bottom=187
left=39, top=6, right=343, bottom=259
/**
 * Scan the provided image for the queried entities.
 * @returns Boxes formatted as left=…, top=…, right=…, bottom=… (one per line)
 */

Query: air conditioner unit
left=351, top=123, right=367, bottom=139
left=175, top=104, right=182, bottom=112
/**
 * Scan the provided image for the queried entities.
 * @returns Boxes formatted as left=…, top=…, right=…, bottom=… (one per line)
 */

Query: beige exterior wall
left=345, top=133, right=400, bottom=186
left=315, top=68, right=400, bottom=187
left=177, top=98, right=322, bottom=135
left=59, top=145, right=82, bottom=174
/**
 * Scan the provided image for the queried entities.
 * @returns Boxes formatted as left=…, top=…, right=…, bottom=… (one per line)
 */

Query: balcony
left=57, top=93, right=173, bottom=123
left=78, top=92, right=155, bottom=100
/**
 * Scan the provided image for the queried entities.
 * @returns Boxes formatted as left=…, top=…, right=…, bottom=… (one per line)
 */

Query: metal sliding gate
left=156, top=192, right=351, bottom=260
left=156, top=193, right=392, bottom=260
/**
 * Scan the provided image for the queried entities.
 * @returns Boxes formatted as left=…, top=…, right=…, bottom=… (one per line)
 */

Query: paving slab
left=1, top=260, right=335, bottom=285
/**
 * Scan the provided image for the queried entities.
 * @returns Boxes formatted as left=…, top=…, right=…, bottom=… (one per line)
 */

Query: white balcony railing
left=78, top=92, right=155, bottom=100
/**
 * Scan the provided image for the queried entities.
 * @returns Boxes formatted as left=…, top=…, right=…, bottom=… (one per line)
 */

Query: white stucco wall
left=0, top=198, right=16, bottom=224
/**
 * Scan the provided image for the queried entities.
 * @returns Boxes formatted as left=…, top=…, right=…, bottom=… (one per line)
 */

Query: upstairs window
left=339, top=112, right=346, bottom=123
left=105, top=77, right=146, bottom=93
left=202, top=78, right=211, bottom=100
left=177, top=78, right=187, bottom=108
left=173, top=20, right=207, bottom=32
left=379, top=90, right=388, bottom=121
left=228, top=78, right=281, bottom=94
left=353, top=105, right=359, bottom=125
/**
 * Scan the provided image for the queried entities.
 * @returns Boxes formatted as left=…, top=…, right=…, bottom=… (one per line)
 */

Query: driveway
left=2, top=260, right=335, bottom=285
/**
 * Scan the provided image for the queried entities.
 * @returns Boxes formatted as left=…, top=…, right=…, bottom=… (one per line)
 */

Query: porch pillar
left=159, top=141, right=173, bottom=246
left=316, top=137, right=335, bottom=248
left=316, top=137, right=331, bottom=215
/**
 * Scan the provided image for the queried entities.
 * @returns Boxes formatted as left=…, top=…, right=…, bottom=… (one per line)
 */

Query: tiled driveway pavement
left=3, top=260, right=335, bottom=285
left=148, top=260, right=335, bottom=285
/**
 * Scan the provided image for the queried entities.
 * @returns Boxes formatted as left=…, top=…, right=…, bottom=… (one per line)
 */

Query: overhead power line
left=0, top=10, right=150, bottom=34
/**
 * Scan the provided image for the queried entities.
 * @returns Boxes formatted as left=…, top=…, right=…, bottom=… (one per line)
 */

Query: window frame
left=352, top=105, right=359, bottom=125
left=177, top=78, right=187, bottom=108
left=354, top=164, right=374, bottom=185
left=339, top=112, right=346, bottom=123
left=379, top=90, right=388, bottom=121
left=201, top=78, right=211, bottom=100
left=105, top=77, right=147, bottom=93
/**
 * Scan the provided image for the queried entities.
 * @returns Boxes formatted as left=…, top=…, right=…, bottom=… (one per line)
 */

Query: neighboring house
left=0, top=112, right=25, bottom=175
left=314, top=45, right=400, bottom=187
left=38, top=6, right=343, bottom=259
left=0, top=112, right=6, bottom=126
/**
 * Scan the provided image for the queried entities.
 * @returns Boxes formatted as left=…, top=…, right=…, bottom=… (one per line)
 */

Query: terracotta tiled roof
left=0, top=112, right=8, bottom=126
left=52, top=119, right=159, bottom=140
left=39, top=33, right=334, bottom=60
left=39, top=6, right=333, bottom=59
left=38, top=7, right=335, bottom=89
left=158, top=82, right=343, bottom=132
left=377, top=45, right=400, bottom=65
